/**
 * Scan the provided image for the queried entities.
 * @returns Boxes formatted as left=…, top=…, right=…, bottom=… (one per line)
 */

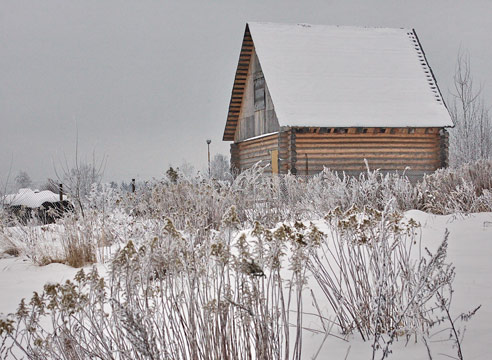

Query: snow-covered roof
left=3, top=189, right=65, bottom=208
left=244, top=22, right=453, bottom=129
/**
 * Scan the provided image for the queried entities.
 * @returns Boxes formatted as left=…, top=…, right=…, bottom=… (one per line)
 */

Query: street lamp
left=206, top=139, right=211, bottom=177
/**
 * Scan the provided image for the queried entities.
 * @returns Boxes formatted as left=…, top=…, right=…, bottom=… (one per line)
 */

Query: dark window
left=334, top=128, right=348, bottom=134
left=254, top=77, right=265, bottom=110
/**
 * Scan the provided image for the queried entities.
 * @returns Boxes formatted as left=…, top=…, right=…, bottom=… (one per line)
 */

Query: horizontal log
left=238, top=138, right=278, bottom=148
left=238, top=158, right=271, bottom=168
left=297, top=159, right=440, bottom=168
left=296, top=144, right=440, bottom=156
left=238, top=149, right=277, bottom=161
left=294, top=141, right=439, bottom=149
left=295, top=133, right=439, bottom=140
left=296, top=157, right=440, bottom=164
left=238, top=140, right=278, bottom=151
left=294, top=137, right=439, bottom=146
left=237, top=135, right=278, bottom=146
left=238, top=157, right=271, bottom=167
left=238, top=152, right=271, bottom=162
left=298, top=160, right=441, bottom=169
left=238, top=150, right=275, bottom=162
left=300, top=168, right=435, bottom=176
left=237, top=138, right=278, bottom=150
left=303, top=164, right=439, bottom=171
left=295, top=138, right=440, bottom=144
left=238, top=151, right=271, bottom=161
left=295, top=150, right=440, bottom=158
left=296, top=144, right=440, bottom=152
left=295, top=130, right=439, bottom=137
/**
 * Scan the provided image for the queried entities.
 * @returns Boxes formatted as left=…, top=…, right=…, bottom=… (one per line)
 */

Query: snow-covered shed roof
left=223, top=22, right=453, bottom=140
left=3, top=189, right=65, bottom=208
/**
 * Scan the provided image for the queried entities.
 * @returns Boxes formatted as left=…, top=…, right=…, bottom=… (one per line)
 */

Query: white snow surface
left=1, top=211, right=491, bottom=359
left=3, top=188, right=64, bottom=208
left=300, top=211, right=492, bottom=359
left=0, top=258, right=83, bottom=316
left=248, top=22, right=454, bottom=128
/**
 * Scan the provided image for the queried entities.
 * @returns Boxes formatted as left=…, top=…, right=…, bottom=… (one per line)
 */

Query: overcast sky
left=1, top=0, right=491, bottom=185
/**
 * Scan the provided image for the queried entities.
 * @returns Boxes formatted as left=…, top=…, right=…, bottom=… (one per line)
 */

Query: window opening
left=254, top=76, right=265, bottom=111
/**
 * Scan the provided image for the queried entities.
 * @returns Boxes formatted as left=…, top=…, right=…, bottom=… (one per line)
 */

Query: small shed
left=3, top=188, right=73, bottom=224
left=223, top=22, right=454, bottom=180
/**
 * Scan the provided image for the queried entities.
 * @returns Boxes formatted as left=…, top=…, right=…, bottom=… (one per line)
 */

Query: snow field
left=1, top=210, right=490, bottom=359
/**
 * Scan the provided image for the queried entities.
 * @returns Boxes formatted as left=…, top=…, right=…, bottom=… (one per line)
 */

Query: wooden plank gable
left=223, top=25, right=254, bottom=141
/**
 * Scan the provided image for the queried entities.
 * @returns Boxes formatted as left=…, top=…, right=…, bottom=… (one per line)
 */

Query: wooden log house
left=223, top=22, right=454, bottom=180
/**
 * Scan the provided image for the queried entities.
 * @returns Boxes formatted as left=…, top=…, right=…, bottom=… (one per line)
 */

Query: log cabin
left=223, top=22, right=454, bottom=181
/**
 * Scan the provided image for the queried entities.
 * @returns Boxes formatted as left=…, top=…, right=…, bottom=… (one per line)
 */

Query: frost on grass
left=1, top=161, right=490, bottom=358
left=309, top=206, right=455, bottom=343
left=0, top=213, right=321, bottom=359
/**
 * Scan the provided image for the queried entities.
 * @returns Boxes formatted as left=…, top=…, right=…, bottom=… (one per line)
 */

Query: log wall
left=231, top=127, right=449, bottom=180
left=292, top=127, right=446, bottom=180
left=231, top=133, right=279, bottom=174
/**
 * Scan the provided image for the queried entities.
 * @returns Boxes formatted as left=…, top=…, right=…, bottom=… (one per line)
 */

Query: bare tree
left=54, top=146, right=106, bottom=216
left=449, top=51, right=492, bottom=166
left=14, top=171, right=32, bottom=190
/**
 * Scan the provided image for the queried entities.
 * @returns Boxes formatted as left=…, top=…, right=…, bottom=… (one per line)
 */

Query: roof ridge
left=247, top=21, right=412, bottom=32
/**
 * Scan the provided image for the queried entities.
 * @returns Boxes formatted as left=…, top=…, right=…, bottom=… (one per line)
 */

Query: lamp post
left=206, top=139, right=211, bottom=177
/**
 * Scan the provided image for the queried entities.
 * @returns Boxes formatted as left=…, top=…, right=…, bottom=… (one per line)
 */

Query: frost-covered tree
left=448, top=52, right=492, bottom=166
left=54, top=153, right=106, bottom=216
left=177, top=160, right=196, bottom=179
left=64, top=162, right=103, bottom=199
left=210, top=154, right=231, bottom=181
left=15, top=171, right=32, bottom=189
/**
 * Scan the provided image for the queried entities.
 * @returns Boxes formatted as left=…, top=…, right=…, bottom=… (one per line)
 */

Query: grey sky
left=1, top=0, right=491, bottom=185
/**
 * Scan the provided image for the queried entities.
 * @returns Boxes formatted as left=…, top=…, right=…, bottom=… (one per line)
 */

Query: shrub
left=309, top=205, right=455, bottom=341
left=0, top=212, right=313, bottom=360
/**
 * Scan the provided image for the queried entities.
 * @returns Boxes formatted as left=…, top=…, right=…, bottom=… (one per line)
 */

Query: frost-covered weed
left=0, top=184, right=128, bottom=266
left=1, top=160, right=491, bottom=357
left=309, top=205, right=455, bottom=342
left=1, top=160, right=492, bottom=265
left=418, top=160, right=492, bottom=214
left=1, top=210, right=316, bottom=360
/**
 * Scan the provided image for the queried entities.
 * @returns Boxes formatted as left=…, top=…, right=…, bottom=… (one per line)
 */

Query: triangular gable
left=223, top=22, right=453, bottom=140
left=223, top=25, right=253, bottom=141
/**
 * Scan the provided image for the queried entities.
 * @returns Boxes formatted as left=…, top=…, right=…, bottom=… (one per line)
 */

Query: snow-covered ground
left=298, top=210, right=492, bottom=359
left=0, top=257, right=82, bottom=316
left=1, top=210, right=491, bottom=359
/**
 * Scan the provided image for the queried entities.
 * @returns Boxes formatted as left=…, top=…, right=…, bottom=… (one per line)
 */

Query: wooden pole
left=59, top=184, right=63, bottom=201
left=206, top=139, right=211, bottom=177
left=131, top=179, right=136, bottom=193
